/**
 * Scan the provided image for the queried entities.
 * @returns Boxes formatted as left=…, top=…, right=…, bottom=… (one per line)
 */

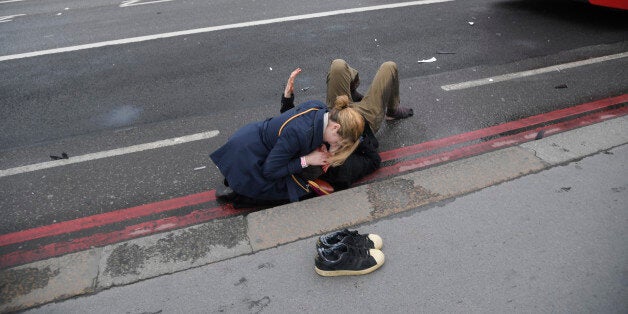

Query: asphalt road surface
left=1, top=0, right=627, bottom=236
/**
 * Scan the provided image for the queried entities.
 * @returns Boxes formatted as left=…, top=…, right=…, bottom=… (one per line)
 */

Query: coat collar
left=312, top=106, right=327, bottom=148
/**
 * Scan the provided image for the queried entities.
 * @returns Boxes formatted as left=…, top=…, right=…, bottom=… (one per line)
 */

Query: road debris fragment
left=50, top=152, right=69, bottom=160
left=418, top=57, right=437, bottom=63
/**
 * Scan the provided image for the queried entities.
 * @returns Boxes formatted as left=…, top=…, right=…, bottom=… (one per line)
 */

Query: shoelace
left=318, top=247, right=341, bottom=262
left=327, top=229, right=362, bottom=243
left=343, top=230, right=372, bottom=248
left=320, top=243, right=369, bottom=262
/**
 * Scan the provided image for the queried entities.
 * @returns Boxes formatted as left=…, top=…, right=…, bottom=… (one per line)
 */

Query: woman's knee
left=380, top=61, right=397, bottom=72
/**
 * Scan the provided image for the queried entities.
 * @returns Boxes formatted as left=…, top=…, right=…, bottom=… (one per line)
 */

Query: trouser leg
left=326, top=59, right=360, bottom=108
left=354, top=61, right=400, bottom=134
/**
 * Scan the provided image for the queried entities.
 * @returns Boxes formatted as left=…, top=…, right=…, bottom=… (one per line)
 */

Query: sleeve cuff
left=288, top=158, right=302, bottom=174
left=280, top=94, right=295, bottom=113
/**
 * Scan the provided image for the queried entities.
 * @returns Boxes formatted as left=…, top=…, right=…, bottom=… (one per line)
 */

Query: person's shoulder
left=297, top=100, right=326, bottom=111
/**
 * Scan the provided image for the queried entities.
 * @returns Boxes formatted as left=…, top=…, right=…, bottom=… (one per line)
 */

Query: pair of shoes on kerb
left=314, top=229, right=385, bottom=277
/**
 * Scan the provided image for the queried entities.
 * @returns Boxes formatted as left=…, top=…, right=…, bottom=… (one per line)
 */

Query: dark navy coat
left=210, top=100, right=328, bottom=202
left=280, top=95, right=380, bottom=191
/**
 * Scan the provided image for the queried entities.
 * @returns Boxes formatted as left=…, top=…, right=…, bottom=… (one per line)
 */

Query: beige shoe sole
left=315, top=249, right=385, bottom=277
left=368, top=234, right=383, bottom=250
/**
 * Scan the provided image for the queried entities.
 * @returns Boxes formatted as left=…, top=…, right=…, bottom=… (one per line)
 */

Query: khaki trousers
left=326, top=59, right=400, bottom=133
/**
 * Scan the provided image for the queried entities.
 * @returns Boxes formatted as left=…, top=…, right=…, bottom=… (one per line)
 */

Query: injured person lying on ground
left=212, top=59, right=414, bottom=208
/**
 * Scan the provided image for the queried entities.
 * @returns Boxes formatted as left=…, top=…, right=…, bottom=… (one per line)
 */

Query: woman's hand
left=284, top=68, right=302, bottom=98
left=304, top=144, right=330, bottom=166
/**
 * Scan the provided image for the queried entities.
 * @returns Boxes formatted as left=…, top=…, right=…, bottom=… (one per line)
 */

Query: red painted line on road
left=2, top=95, right=624, bottom=249
left=361, top=105, right=628, bottom=182
left=0, top=203, right=254, bottom=269
left=0, top=190, right=217, bottom=247
left=0, top=96, right=626, bottom=268
left=379, top=94, right=628, bottom=162
left=2, top=106, right=625, bottom=269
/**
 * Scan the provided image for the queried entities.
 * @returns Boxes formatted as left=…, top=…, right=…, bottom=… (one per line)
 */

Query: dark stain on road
left=245, top=296, right=271, bottom=313
left=257, top=262, right=274, bottom=269
left=368, top=178, right=441, bottom=218
left=234, top=277, right=247, bottom=286
left=105, top=243, right=146, bottom=277
left=104, top=217, right=248, bottom=278
left=0, top=266, right=60, bottom=304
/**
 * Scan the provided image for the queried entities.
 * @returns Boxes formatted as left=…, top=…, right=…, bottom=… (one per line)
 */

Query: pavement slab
left=0, top=249, right=100, bottom=313
left=521, top=116, right=628, bottom=165
left=97, top=215, right=251, bottom=288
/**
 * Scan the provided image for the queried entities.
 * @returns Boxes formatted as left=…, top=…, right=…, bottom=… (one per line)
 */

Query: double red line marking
left=1, top=94, right=626, bottom=269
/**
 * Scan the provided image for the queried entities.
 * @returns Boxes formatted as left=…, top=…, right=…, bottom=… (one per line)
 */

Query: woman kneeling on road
left=210, top=92, right=364, bottom=207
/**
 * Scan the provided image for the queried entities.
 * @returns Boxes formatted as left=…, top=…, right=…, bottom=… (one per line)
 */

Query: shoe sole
left=314, top=249, right=385, bottom=277
left=385, top=115, right=411, bottom=121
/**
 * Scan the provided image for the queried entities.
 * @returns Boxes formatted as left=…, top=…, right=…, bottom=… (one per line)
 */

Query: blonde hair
left=327, top=95, right=364, bottom=166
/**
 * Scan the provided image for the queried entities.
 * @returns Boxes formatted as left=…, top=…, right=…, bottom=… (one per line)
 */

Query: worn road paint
left=0, top=191, right=216, bottom=247
left=0, top=204, right=252, bottom=269
left=0, top=130, right=219, bottom=178
left=0, top=14, right=25, bottom=23
left=360, top=105, right=628, bottom=182
left=0, top=0, right=454, bottom=62
left=441, top=52, right=628, bottom=91
left=120, top=0, right=175, bottom=7
left=379, top=94, right=628, bottom=162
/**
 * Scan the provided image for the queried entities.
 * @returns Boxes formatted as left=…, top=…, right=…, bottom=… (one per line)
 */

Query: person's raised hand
left=284, top=68, right=302, bottom=98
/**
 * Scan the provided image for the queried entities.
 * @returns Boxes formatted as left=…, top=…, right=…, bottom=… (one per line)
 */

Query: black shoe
left=385, top=106, right=414, bottom=120
left=317, top=229, right=383, bottom=250
left=314, top=243, right=385, bottom=276
left=215, top=187, right=237, bottom=200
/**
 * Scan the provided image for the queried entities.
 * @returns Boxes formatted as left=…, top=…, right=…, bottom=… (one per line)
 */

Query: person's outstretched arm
left=280, top=68, right=301, bottom=113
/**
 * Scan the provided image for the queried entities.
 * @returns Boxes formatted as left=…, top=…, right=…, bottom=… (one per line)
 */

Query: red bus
left=585, top=0, right=628, bottom=9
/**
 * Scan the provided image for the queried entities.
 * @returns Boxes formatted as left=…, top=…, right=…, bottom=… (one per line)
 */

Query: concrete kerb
left=1, top=116, right=626, bottom=313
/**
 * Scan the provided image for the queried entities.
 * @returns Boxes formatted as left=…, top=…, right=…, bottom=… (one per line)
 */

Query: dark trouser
left=326, top=59, right=400, bottom=134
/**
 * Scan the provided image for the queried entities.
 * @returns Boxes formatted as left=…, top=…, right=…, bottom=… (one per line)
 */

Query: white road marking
left=0, top=0, right=454, bottom=62
left=120, top=0, right=175, bottom=7
left=0, top=130, right=220, bottom=178
left=0, top=13, right=25, bottom=23
left=441, top=52, right=628, bottom=91
left=0, top=0, right=25, bottom=3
